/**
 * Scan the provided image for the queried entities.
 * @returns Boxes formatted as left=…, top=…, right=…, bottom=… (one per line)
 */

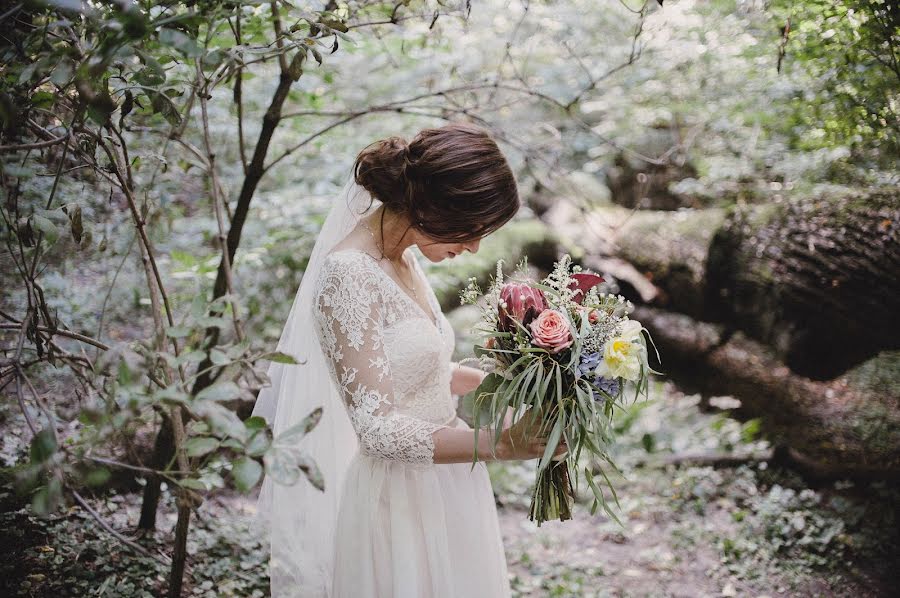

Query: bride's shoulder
left=321, top=247, right=381, bottom=274
left=317, top=248, right=383, bottom=292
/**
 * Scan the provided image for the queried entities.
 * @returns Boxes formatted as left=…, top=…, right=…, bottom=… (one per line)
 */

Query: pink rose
left=588, top=309, right=600, bottom=324
left=567, top=272, right=605, bottom=305
left=529, top=309, right=574, bottom=354
left=499, top=282, right=547, bottom=332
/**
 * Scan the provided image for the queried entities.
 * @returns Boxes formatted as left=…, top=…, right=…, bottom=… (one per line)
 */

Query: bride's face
left=415, top=233, right=481, bottom=262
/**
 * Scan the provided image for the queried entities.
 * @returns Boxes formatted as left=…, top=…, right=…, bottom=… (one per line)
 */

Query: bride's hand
left=495, top=409, right=567, bottom=461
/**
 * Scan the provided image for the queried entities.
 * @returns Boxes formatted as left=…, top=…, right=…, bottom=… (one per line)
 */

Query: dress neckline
left=327, top=247, right=442, bottom=331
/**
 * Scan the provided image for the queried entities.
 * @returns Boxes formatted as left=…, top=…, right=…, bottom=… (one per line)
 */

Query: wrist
left=477, top=427, right=507, bottom=461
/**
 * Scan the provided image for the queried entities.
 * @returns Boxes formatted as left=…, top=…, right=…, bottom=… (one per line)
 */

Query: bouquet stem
left=528, top=458, right=574, bottom=526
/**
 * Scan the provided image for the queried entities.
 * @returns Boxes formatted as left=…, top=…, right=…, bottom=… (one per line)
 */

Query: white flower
left=595, top=319, right=646, bottom=381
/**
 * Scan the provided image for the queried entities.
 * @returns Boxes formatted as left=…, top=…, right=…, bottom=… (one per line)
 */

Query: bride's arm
left=314, top=260, right=550, bottom=466
left=449, top=360, right=486, bottom=395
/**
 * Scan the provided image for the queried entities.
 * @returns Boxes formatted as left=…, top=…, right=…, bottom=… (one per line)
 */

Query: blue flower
left=591, top=376, right=620, bottom=402
left=577, top=351, right=602, bottom=378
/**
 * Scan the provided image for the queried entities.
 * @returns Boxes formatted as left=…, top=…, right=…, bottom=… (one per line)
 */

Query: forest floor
left=1, top=381, right=897, bottom=597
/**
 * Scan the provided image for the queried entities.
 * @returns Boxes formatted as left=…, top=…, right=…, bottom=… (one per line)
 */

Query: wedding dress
left=311, top=247, right=511, bottom=598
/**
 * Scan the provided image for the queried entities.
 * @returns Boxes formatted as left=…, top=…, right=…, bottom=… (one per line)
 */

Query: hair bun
left=353, top=136, right=413, bottom=212
left=352, top=122, right=520, bottom=241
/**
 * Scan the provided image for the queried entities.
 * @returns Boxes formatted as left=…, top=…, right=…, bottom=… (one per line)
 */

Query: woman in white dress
left=253, top=122, right=564, bottom=598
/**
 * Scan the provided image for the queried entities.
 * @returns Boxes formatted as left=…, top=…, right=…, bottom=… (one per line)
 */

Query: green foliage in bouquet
left=459, top=255, right=660, bottom=526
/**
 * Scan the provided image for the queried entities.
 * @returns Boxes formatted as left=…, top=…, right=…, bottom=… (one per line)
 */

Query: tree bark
left=706, top=189, right=900, bottom=378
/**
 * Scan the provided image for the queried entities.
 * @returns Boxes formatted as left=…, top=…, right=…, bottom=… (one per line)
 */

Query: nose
left=463, top=239, right=480, bottom=254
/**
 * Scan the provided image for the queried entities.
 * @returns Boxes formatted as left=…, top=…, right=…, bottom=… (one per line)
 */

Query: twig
left=0, top=323, right=110, bottom=351
left=196, top=60, right=245, bottom=342
left=0, top=133, right=69, bottom=153
left=634, top=449, right=774, bottom=469
left=71, top=489, right=172, bottom=566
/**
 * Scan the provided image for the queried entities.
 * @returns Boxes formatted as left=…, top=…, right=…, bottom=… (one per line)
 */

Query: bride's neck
left=362, top=206, right=415, bottom=262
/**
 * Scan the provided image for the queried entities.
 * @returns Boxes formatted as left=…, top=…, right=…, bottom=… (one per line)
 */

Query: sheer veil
left=251, top=173, right=377, bottom=597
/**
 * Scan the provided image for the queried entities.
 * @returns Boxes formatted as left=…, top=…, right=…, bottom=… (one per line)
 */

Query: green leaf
left=263, top=446, right=300, bottom=486
left=209, top=348, right=230, bottom=367
left=298, top=455, right=324, bottom=492
left=537, top=416, right=563, bottom=473
left=85, top=467, right=111, bottom=487
left=232, top=456, right=263, bottom=492
left=153, top=385, right=189, bottom=406
left=196, top=380, right=240, bottom=402
left=459, top=372, right=502, bottom=429
left=30, top=428, right=57, bottom=463
left=31, top=215, right=59, bottom=245
left=50, top=59, right=74, bottom=86
left=276, top=407, right=323, bottom=444
left=263, top=351, right=301, bottom=364
left=159, top=28, right=202, bottom=58
left=741, top=418, right=762, bottom=443
left=179, top=478, right=207, bottom=491
left=193, top=400, right=247, bottom=442
left=245, top=430, right=270, bottom=457
left=31, top=91, right=55, bottom=109
left=244, top=415, right=267, bottom=430
left=165, top=325, right=192, bottom=338
left=185, top=436, right=219, bottom=457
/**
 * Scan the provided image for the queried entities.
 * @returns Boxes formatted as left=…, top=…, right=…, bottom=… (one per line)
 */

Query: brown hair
left=353, top=121, right=520, bottom=244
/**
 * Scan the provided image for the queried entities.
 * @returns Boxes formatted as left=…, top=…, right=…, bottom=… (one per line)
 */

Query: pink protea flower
left=567, top=272, right=605, bottom=305
left=499, top=282, right=547, bottom=332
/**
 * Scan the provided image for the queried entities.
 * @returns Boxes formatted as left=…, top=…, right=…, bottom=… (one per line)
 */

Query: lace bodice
left=312, top=248, right=458, bottom=466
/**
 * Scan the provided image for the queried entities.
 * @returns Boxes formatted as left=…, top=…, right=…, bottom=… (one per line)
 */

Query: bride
left=252, top=121, right=565, bottom=598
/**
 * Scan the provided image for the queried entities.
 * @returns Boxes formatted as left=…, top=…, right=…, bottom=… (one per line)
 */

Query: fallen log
left=633, top=305, right=900, bottom=477
left=546, top=187, right=900, bottom=379
left=706, top=188, right=900, bottom=379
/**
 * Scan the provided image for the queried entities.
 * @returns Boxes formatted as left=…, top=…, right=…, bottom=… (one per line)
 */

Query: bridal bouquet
left=459, top=255, right=658, bottom=526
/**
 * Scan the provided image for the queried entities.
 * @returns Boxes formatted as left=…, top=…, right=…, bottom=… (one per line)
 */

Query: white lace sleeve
left=313, top=257, right=446, bottom=465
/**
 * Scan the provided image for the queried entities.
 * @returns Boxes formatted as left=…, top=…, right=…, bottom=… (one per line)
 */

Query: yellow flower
left=596, top=320, right=646, bottom=381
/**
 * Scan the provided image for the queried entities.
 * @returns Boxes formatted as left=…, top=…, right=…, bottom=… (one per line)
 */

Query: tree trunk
left=137, top=412, right=173, bottom=530
left=633, top=305, right=900, bottom=477
left=139, top=72, right=296, bottom=531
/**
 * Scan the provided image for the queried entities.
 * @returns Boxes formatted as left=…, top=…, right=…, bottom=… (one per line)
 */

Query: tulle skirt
left=331, top=417, right=511, bottom=598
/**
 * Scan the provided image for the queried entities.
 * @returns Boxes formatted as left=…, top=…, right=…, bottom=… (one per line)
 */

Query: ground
left=1, top=381, right=897, bottom=597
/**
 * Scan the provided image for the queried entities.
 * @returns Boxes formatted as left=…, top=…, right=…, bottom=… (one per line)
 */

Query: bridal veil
left=251, top=174, right=376, bottom=597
